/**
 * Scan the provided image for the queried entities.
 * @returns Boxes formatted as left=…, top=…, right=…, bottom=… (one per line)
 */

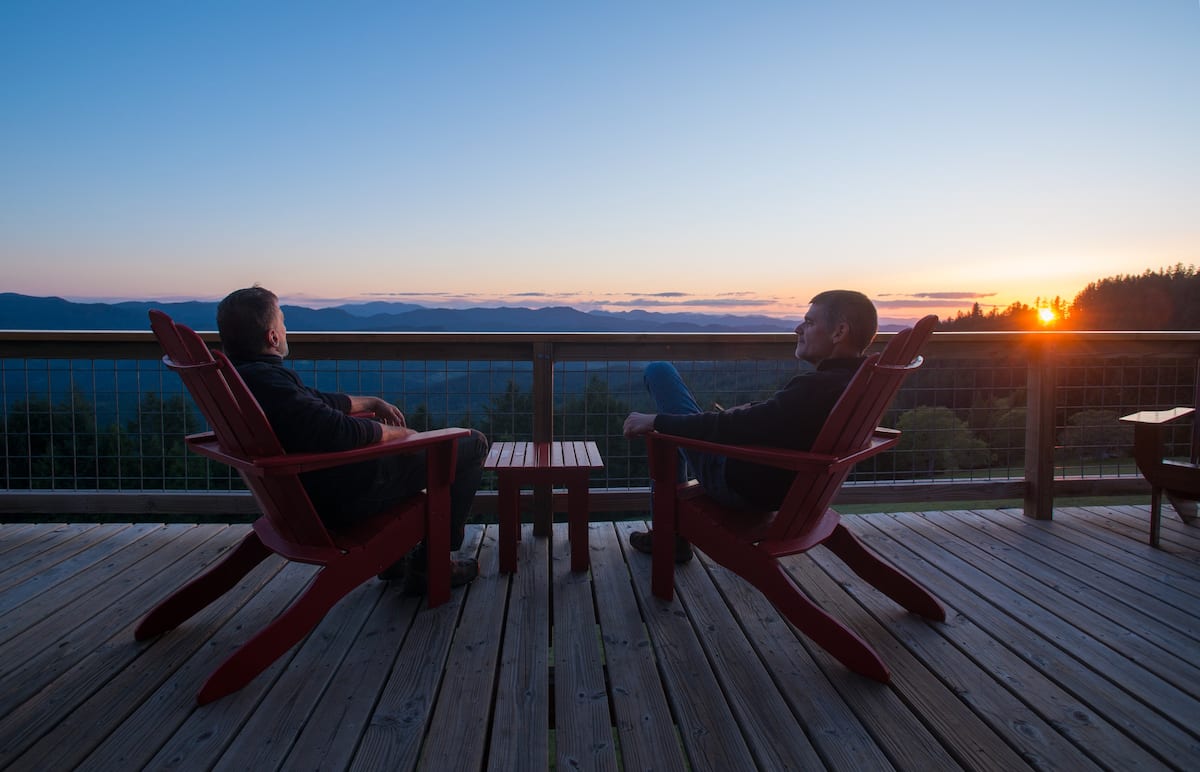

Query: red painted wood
left=644, top=315, right=945, bottom=683
left=485, top=441, right=604, bottom=572
left=140, top=310, right=468, bottom=703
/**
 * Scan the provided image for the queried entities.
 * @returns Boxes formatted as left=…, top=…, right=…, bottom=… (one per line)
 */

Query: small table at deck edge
left=484, top=440, right=604, bottom=573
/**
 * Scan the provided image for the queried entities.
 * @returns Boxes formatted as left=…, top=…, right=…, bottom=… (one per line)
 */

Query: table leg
left=533, top=485, right=553, bottom=538
left=567, top=474, right=589, bottom=571
left=499, top=477, right=519, bottom=573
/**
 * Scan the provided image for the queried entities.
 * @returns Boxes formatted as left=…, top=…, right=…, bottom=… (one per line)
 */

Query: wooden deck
left=0, top=505, right=1197, bottom=771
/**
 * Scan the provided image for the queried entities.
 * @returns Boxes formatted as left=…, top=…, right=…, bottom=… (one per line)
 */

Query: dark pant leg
left=331, top=428, right=488, bottom=553
left=448, top=429, right=488, bottom=550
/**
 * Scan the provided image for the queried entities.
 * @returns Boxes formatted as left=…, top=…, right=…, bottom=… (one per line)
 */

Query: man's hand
left=379, top=423, right=419, bottom=441
left=350, top=396, right=406, bottom=426
left=623, top=412, right=656, bottom=438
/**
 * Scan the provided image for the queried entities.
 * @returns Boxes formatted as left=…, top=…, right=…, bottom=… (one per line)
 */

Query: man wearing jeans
left=622, top=290, right=879, bottom=562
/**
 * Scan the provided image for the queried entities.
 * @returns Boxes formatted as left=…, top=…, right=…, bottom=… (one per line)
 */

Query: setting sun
left=1037, top=307, right=1058, bottom=325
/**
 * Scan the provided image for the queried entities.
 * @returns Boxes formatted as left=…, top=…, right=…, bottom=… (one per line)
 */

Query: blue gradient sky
left=3, top=1, right=1197, bottom=323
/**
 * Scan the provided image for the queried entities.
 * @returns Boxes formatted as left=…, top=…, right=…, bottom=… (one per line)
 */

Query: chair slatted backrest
left=1193, top=359, right=1200, bottom=466
left=149, top=310, right=336, bottom=549
left=767, top=315, right=937, bottom=544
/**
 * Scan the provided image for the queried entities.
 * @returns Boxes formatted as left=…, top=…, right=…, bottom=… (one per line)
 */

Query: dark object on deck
left=1121, top=361, right=1200, bottom=547
left=136, top=310, right=467, bottom=704
left=645, top=315, right=945, bottom=682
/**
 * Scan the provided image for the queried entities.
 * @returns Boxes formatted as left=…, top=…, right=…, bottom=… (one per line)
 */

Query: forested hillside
left=939, top=265, right=1199, bottom=331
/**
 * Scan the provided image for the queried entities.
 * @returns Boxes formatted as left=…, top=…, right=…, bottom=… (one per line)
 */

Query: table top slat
left=485, top=441, right=604, bottom=472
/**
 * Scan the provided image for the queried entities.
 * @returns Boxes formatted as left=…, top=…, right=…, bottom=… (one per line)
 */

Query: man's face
left=268, top=304, right=289, bottom=358
left=793, top=303, right=840, bottom=365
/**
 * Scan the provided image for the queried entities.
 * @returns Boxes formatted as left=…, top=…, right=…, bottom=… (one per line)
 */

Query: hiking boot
left=377, top=557, right=407, bottom=582
left=629, top=530, right=694, bottom=563
left=399, top=557, right=479, bottom=597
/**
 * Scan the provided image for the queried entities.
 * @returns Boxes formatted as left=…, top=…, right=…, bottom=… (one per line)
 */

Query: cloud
left=873, top=297, right=993, bottom=310
left=603, top=296, right=778, bottom=309
left=877, top=291, right=997, bottom=301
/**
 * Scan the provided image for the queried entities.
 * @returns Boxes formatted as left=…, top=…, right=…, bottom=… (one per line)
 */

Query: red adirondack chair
left=136, top=310, right=469, bottom=704
left=1120, top=360, right=1200, bottom=547
left=644, top=315, right=944, bottom=683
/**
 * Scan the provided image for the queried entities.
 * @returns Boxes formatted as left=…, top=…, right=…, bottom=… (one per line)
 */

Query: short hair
left=810, top=290, right=878, bottom=353
left=216, top=286, right=278, bottom=359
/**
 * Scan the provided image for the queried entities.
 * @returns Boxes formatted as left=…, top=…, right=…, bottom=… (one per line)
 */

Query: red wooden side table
left=484, top=441, right=604, bottom=573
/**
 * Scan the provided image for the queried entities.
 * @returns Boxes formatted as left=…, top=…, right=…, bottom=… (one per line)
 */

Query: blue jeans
left=643, top=362, right=757, bottom=511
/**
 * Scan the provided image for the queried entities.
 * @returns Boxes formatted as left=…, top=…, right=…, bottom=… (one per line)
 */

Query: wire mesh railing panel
left=1055, top=354, right=1196, bottom=478
left=2, top=334, right=1197, bottom=499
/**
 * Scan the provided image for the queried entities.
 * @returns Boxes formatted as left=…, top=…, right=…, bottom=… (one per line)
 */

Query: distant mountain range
left=0, top=293, right=908, bottom=333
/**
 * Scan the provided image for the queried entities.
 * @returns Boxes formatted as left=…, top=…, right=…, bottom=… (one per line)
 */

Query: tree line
left=938, top=264, right=1199, bottom=331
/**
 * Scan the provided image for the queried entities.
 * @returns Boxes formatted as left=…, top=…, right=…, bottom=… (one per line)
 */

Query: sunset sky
left=3, top=2, right=1197, bottom=324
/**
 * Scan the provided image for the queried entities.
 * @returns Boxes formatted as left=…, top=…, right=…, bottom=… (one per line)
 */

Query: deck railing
left=1, top=328, right=1198, bottom=520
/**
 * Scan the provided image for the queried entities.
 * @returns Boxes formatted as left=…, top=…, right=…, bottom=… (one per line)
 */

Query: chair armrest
left=186, top=427, right=472, bottom=475
left=646, top=427, right=899, bottom=474
left=1119, top=407, right=1194, bottom=425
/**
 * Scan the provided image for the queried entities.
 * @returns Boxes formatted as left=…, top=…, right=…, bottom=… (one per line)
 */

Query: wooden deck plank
left=782, top=551, right=1013, bottom=771
left=0, top=523, right=134, bottom=596
left=1100, top=504, right=1200, bottom=556
left=486, top=523, right=551, bottom=772
left=916, top=510, right=1200, bottom=716
left=280, top=578, right=423, bottom=770
left=0, top=523, right=102, bottom=576
left=349, top=542, right=477, bottom=771
left=811, top=525, right=1104, bottom=771
left=78, top=558, right=313, bottom=769
left=0, top=523, right=39, bottom=556
left=988, top=506, right=1200, bottom=624
left=0, top=523, right=195, bottom=647
left=850, top=514, right=1149, bottom=770
left=866, top=511, right=1198, bottom=769
left=0, top=523, right=162, bottom=615
left=588, top=522, right=687, bottom=772
left=1035, top=506, right=1200, bottom=589
left=954, top=508, right=1200, bottom=649
left=615, top=520, right=758, bottom=772
left=0, top=507, right=1195, bottom=771
left=703, top=555, right=897, bottom=771
left=676, top=551, right=827, bottom=770
left=7, top=548, right=285, bottom=770
left=211, top=578, right=387, bottom=771
left=417, top=524, right=504, bottom=771
left=551, top=523, right=618, bottom=771
left=0, top=524, right=237, bottom=714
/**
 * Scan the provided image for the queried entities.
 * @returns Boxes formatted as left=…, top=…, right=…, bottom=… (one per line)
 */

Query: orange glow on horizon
left=1037, top=307, right=1058, bottom=325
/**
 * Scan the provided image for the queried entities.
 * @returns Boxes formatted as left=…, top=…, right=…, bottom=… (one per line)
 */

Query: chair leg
left=1150, top=487, right=1163, bottom=548
left=135, top=530, right=271, bottom=640
left=650, top=487, right=679, bottom=601
left=196, top=560, right=370, bottom=704
left=424, top=491, right=451, bottom=607
left=746, top=558, right=891, bottom=683
left=825, top=524, right=946, bottom=621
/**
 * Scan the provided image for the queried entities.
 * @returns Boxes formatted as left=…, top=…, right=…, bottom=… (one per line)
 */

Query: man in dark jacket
left=216, top=286, right=487, bottom=594
left=622, top=289, right=878, bottom=562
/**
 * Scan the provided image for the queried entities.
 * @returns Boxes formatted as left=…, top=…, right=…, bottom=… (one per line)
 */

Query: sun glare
left=1037, top=307, right=1057, bottom=325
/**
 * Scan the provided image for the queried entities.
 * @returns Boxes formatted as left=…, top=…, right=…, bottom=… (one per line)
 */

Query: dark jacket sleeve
left=653, top=361, right=860, bottom=451
left=652, top=358, right=863, bottom=509
left=236, top=361, right=382, bottom=453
